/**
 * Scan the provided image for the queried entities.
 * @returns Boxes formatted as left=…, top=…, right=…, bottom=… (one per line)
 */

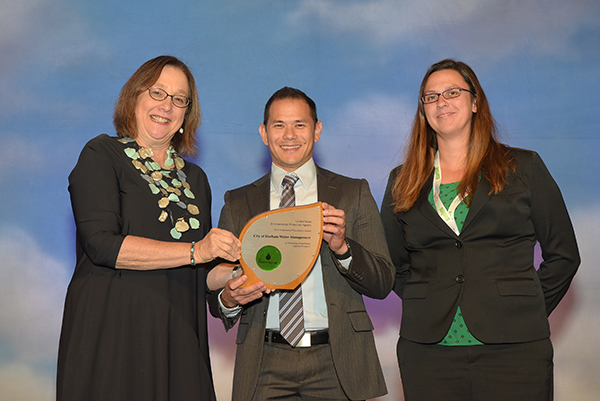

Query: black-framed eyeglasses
left=421, top=87, right=475, bottom=104
left=147, top=87, right=190, bottom=108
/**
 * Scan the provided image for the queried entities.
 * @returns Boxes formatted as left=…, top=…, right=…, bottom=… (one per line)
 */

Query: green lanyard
left=433, top=151, right=463, bottom=236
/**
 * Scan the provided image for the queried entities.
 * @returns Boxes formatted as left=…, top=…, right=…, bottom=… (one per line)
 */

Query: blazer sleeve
left=380, top=167, right=411, bottom=299
left=338, top=178, right=395, bottom=299
left=527, top=151, right=580, bottom=315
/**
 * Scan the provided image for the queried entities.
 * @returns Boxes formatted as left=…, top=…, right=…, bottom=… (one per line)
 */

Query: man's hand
left=322, top=202, right=348, bottom=256
left=221, top=275, right=271, bottom=308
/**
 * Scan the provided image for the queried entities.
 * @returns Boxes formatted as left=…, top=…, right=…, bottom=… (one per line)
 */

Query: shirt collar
left=270, top=159, right=317, bottom=193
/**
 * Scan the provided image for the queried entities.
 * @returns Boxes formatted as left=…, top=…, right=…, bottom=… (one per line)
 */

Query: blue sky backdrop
left=1, top=0, right=599, bottom=399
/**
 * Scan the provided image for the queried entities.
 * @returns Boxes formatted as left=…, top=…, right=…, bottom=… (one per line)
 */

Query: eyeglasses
left=147, top=87, right=190, bottom=108
left=421, top=87, right=475, bottom=104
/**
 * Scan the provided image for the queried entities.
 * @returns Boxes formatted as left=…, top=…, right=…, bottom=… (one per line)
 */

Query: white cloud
left=373, top=324, right=403, bottom=400
left=0, top=0, right=111, bottom=113
left=317, top=93, right=414, bottom=194
left=0, top=362, right=55, bottom=401
left=568, top=206, right=600, bottom=290
left=552, top=205, right=600, bottom=398
left=209, top=347, right=235, bottom=401
left=327, top=93, right=414, bottom=130
left=288, top=0, right=599, bottom=58
left=0, top=1, right=47, bottom=57
left=289, top=0, right=474, bottom=44
left=0, top=226, right=70, bottom=362
left=0, top=0, right=109, bottom=71
left=0, top=138, right=46, bottom=183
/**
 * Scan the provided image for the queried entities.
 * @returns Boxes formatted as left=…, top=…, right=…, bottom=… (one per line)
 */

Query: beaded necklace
left=119, top=137, right=201, bottom=239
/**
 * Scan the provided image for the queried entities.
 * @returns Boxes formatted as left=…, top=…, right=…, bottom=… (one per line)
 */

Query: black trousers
left=397, top=337, right=554, bottom=401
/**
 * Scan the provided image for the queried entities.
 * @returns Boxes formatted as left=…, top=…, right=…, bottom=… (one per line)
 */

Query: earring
left=179, top=127, right=184, bottom=134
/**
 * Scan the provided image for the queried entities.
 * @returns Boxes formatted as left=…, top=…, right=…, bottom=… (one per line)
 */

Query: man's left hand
left=322, top=202, right=348, bottom=255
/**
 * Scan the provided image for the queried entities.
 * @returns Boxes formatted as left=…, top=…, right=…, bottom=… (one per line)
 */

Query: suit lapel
left=416, top=173, right=459, bottom=237
left=461, top=177, right=491, bottom=232
left=314, top=166, right=339, bottom=286
left=316, top=166, right=341, bottom=205
left=246, top=173, right=271, bottom=217
left=415, top=172, right=492, bottom=236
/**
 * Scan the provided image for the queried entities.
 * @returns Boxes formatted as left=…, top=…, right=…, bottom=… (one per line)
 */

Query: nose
left=436, top=95, right=449, bottom=108
left=159, top=96, right=173, bottom=111
left=282, top=126, right=296, bottom=140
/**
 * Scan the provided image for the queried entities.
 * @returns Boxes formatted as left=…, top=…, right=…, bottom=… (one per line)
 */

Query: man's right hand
left=221, top=275, right=271, bottom=308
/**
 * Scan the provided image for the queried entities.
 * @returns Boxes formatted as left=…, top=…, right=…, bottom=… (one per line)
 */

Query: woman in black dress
left=57, top=55, right=241, bottom=400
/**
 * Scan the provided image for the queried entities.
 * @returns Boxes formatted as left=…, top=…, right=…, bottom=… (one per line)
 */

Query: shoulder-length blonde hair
left=391, top=59, right=515, bottom=214
left=113, top=55, right=201, bottom=157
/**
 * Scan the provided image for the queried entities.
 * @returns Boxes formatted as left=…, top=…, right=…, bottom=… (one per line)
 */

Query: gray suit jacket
left=209, top=166, right=395, bottom=401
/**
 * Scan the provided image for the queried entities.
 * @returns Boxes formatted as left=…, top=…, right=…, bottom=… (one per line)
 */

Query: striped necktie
left=278, top=174, right=305, bottom=346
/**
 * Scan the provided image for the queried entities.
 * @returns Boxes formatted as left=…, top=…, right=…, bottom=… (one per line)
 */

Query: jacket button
left=455, top=241, right=463, bottom=249
left=455, top=275, right=465, bottom=283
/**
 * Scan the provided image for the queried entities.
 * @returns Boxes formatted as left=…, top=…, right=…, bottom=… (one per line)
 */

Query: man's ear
left=259, top=124, right=269, bottom=146
left=314, top=120, right=323, bottom=143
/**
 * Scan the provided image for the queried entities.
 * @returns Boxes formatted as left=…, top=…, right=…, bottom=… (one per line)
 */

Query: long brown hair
left=391, top=59, right=514, bottom=213
left=113, top=55, right=201, bottom=157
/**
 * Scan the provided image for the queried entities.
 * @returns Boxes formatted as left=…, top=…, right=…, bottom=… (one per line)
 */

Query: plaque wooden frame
left=238, top=202, right=323, bottom=290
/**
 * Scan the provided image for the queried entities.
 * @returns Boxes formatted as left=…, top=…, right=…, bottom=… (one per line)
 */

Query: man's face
left=259, top=98, right=322, bottom=172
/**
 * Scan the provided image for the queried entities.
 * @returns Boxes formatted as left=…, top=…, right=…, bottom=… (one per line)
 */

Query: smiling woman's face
left=134, top=65, right=189, bottom=150
left=423, top=69, right=477, bottom=142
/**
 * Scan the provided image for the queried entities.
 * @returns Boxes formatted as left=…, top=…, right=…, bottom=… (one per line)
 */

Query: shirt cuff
left=338, top=256, right=352, bottom=270
left=218, top=289, right=242, bottom=317
left=332, top=239, right=352, bottom=271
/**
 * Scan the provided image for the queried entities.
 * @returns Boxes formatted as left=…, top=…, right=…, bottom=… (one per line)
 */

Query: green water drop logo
left=255, top=246, right=282, bottom=271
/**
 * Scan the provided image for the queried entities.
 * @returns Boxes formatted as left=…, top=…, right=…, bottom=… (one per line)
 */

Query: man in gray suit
left=209, top=87, right=394, bottom=401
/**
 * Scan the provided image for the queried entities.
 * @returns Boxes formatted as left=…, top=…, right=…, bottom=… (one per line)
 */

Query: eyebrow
left=423, top=86, right=461, bottom=93
left=270, top=119, right=309, bottom=124
left=152, top=83, right=188, bottom=96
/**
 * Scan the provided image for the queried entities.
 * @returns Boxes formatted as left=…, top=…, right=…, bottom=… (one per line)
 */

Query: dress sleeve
left=528, top=151, right=580, bottom=315
left=68, top=136, right=126, bottom=268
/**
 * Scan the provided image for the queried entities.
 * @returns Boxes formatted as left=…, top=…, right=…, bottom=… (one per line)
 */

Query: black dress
left=57, top=134, right=216, bottom=401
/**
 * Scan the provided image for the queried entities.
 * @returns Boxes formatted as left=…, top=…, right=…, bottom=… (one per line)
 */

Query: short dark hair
left=113, top=55, right=201, bottom=157
left=263, top=87, right=317, bottom=125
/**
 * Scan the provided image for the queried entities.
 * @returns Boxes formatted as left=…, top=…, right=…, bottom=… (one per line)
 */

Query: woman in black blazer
left=380, top=59, right=580, bottom=401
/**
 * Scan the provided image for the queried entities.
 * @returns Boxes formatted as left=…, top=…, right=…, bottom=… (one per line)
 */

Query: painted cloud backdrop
left=0, top=0, right=598, bottom=399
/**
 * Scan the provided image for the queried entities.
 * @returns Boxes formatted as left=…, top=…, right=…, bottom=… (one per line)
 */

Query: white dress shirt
left=266, top=159, right=328, bottom=331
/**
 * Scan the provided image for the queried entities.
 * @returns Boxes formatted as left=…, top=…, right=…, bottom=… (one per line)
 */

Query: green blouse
left=428, top=182, right=483, bottom=346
